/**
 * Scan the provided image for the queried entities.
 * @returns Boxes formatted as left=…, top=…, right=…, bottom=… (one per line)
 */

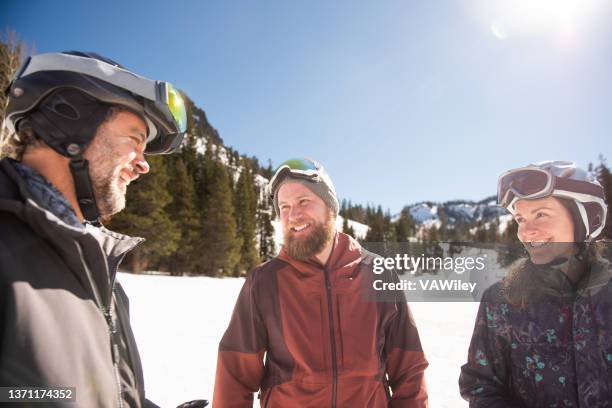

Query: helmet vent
left=46, top=95, right=80, bottom=121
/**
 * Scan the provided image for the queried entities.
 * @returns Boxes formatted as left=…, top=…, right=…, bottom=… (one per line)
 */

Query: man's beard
left=85, top=132, right=127, bottom=218
left=90, top=162, right=126, bottom=217
left=284, top=212, right=335, bottom=261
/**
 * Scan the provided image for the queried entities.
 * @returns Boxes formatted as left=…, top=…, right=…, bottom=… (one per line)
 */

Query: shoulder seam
left=249, top=257, right=286, bottom=285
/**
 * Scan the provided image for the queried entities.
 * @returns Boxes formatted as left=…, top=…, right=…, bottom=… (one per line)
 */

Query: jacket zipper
left=102, top=254, right=127, bottom=408
left=104, top=239, right=144, bottom=408
left=104, top=305, right=124, bottom=408
left=262, top=388, right=272, bottom=408
left=109, top=253, right=139, bottom=407
left=324, top=267, right=338, bottom=408
left=383, top=374, right=391, bottom=402
left=569, top=299, right=580, bottom=405
left=76, top=241, right=124, bottom=408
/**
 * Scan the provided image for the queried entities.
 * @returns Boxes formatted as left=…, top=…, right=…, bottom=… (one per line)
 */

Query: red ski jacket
left=213, top=232, right=428, bottom=407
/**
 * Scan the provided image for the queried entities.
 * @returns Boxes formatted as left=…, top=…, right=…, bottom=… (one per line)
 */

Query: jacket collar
left=577, top=257, right=612, bottom=297
left=11, top=160, right=82, bottom=228
left=529, top=256, right=611, bottom=299
left=0, top=158, right=143, bottom=268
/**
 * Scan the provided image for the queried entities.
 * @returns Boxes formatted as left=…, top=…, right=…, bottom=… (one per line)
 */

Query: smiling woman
left=513, top=196, right=575, bottom=265
left=459, top=160, right=611, bottom=407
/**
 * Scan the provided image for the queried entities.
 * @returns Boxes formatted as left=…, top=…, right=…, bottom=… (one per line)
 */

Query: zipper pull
left=112, top=342, right=121, bottom=365
left=104, top=309, right=117, bottom=334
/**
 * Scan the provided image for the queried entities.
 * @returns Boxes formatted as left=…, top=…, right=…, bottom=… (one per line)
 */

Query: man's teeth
left=529, top=241, right=549, bottom=248
left=292, top=224, right=310, bottom=232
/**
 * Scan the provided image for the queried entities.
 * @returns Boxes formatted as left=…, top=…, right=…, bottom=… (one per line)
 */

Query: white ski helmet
left=498, top=161, right=607, bottom=241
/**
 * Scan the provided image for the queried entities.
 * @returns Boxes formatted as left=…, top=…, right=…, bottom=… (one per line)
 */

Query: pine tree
left=340, top=199, right=346, bottom=217
left=487, top=216, right=500, bottom=243
left=383, top=210, right=397, bottom=243
left=395, top=208, right=415, bottom=242
left=496, top=216, right=522, bottom=267
left=474, top=220, right=487, bottom=243
left=437, top=206, right=448, bottom=241
left=234, top=159, right=259, bottom=276
left=423, top=225, right=444, bottom=270
left=365, top=206, right=385, bottom=242
left=346, top=200, right=354, bottom=220
left=342, top=216, right=356, bottom=238
left=257, top=194, right=276, bottom=260
left=166, top=157, right=200, bottom=275
left=503, top=219, right=518, bottom=241
left=110, top=155, right=180, bottom=272
left=261, top=159, right=274, bottom=180
left=197, top=147, right=241, bottom=276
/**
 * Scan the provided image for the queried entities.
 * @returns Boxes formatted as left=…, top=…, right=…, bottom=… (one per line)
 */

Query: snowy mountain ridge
left=404, top=196, right=512, bottom=232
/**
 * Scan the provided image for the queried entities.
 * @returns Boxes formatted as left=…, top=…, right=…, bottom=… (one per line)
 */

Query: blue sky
left=3, top=0, right=611, bottom=212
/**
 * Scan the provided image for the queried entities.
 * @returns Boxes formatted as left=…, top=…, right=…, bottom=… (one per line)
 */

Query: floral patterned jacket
left=459, top=257, right=612, bottom=407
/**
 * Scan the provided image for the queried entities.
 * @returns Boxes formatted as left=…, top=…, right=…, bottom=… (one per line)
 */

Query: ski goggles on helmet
left=497, top=163, right=605, bottom=209
left=7, top=52, right=188, bottom=154
left=267, top=158, right=323, bottom=198
left=498, top=167, right=554, bottom=208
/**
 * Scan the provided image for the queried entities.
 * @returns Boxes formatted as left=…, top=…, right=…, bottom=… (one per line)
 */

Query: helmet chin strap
left=20, top=90, right=109, bottom=226
left=67, top=149, right=101, bottom=225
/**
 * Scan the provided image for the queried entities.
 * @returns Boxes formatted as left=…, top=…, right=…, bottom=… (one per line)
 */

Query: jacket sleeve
left=213, top=270, right=267, bottom=408
left=458, top=286, right=523, bottom=407
left=383, top=272, right=428, bottom=407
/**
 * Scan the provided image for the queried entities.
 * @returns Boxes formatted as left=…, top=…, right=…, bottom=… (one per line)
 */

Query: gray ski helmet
left=4, top=51, right=188, bottom=223
left=267, top=158, right=339, bottom=218
left=498, top=160, right=607, bottom=241
left=5, top=51, right=187, bottom=156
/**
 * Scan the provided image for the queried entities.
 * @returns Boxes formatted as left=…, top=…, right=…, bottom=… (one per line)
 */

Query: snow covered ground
left=118, top=272, right=479, bottom=407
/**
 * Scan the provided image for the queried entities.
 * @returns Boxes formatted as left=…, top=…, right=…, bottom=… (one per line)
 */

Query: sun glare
left=478, top=0, right=609, bottom=42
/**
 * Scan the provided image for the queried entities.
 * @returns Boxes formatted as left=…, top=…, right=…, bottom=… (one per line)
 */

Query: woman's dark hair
left=501, top=241, right=607, bottom=308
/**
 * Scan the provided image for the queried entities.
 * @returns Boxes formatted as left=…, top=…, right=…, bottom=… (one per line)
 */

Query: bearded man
left=213, top=158, right=428, bottom=407
left=0, top=51, right=207, bottom=408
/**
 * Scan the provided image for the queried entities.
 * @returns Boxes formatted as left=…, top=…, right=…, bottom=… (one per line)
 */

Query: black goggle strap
left=69, top=156, right=100, bottom=225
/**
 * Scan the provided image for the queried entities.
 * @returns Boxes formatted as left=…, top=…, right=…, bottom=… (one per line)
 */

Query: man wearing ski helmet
left=0, top=51, right=206, bottom=407
left=213, top=158, right=428, bottom=407
left=460, top=161, right=611, bottom=407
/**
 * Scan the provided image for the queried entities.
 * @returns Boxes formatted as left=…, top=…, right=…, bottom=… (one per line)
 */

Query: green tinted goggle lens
left=276, top=158, right=317, bottom=172
left=166, top=83, right=187, bottom=133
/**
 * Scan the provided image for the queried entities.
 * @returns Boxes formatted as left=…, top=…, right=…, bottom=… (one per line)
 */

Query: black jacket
left=0, top=158, right=155, bottom=408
